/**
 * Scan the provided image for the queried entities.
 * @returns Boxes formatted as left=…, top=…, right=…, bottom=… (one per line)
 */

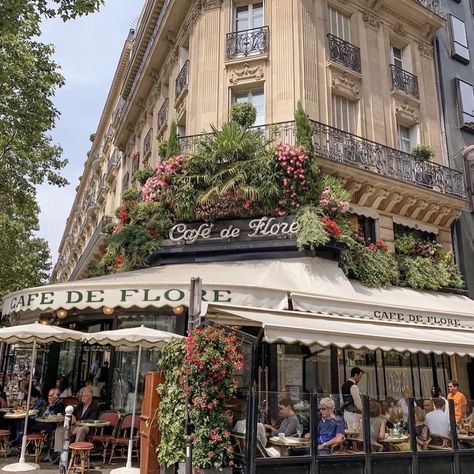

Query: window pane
left=451, top=15, right=468, bottom=47
left=232, top=89, right=265, bottom=126
left=252, top=2, right=264, bottom=29
left=398, top=124, right=411, bottom=153
left=459, top=80, right=474, bottom=126
left=332, top=95, right=355, bottom=133
left=328, top=7, right=351, bottom=41
left=235, top=6, right=249, bottom=31
left=392, top=47, right=403, bottom=69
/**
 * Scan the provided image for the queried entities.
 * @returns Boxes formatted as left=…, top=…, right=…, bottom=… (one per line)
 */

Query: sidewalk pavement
left=0, top=460, right=132, bottom=473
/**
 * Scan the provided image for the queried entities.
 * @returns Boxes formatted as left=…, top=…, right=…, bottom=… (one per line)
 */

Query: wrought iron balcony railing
left=390, top=64, right=419, bottom=99
left=157, top=99, right=169, bottom=133
left=179, top=121, right=465, bottom=199
left=143, top=128, right=152, bottom=157
left=175, top=60, right=189, bottom=100
left=415, top=0, right=443, bottom=17
left=132, top=152, right=140, bottom=177
left=107, top=149, right=121, bottom=177
left=327, top=34, right=361, bottom=73
left=226, top=26, right=270, bottom=60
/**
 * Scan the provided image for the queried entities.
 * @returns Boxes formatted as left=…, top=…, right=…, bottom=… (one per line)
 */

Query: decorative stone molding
left=417, top=40, right=433, bottom=59
left=203, top=0, right=223, bottom=10
left=358, top=186, right=376, bottom=206
left=362, top=11, right=381, bottom=31
left=399, top=196, right=417, bottom=216
left=411, top=200, right=428, bottom=220
left=229, top=62, right=264, bottom=85
left=395, top=99, right=420, bottom=125
left=392, top=23, right=406, bottom=36
left=372, top=189, right=389, bottom=209
left=330, top=69, right=360, bottom=100
left=384, top=192, right=403, bottom=213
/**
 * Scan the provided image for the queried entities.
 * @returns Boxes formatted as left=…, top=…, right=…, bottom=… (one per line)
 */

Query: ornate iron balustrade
left=143, top=129, right=153, bottom=156
left=179, top=120, right=465, bottom=198
left=226, top=26, right=270, bottom=60
left=132, top=152, right=140, bottom=177
left=327, top=34, right=361, bottom=73
left=415, top=0, right=443, bottom=17
left=390, top=64, right=419, bottom=98
left=107, top=149, right=121, bottom=176
left=175, top=60, right=189, bottom=100
left=157, top=99, right=168, bottom=133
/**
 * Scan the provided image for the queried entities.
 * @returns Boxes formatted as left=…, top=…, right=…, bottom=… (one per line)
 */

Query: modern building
left=4, top=1, right=474, bottom=472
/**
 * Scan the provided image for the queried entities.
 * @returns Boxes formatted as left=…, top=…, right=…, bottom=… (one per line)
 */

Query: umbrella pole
left=2, top=340, right=39, bottom=471
left=111, top=343, right=142, bottom=474
left=19, top=339, right=36, bottom=463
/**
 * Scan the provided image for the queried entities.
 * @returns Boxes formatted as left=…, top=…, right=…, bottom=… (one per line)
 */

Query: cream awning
left=207, top=304, right=474, bottom=356
left=2, top=257, right=352, bottom=321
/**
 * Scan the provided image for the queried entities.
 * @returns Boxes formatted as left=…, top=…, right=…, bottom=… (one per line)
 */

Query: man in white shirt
left=341, top=367, right=364, bottom=429
left=425, top=398, right=450, bottom=437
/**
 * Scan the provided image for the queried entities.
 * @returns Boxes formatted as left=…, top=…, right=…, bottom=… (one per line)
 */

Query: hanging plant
left=157, top=339, right=186, bottom=469
left=295, top=206, right=329, bottom=251
left=184, top=326, right=243, bottom=471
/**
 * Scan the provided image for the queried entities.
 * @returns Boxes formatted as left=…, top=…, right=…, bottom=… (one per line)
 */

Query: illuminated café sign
left=373, top=310, right=462, bottom=328
left=6, top=288, right=232, bottom=313
left=168, top=216, right=298, bottom=244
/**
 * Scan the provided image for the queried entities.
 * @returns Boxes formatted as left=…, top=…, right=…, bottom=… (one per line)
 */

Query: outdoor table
left=4, top=410, right=37, bottom=419
left=35, top=415, right=64, bottom=424
left=269, top=436, right=310, bottom=456
left=344, top=429, right=360, bottom=438
left=75, top=420, right=110, bottom=429
left=457, top=433, right=474, bottom=448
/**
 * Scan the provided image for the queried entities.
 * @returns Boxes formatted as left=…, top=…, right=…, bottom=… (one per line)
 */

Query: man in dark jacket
left=71, top=387, right=100, bottom=441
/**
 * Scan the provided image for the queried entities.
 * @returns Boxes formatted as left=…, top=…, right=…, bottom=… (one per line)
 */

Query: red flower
left=321, top=216, right=342, bottom=236
left=114, top=255, right=124, bottom=267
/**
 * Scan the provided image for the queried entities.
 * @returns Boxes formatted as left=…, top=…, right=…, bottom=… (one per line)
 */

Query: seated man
left=315, top=397, right=344, bottom=455
left=53, top=387, right=100, bottom=456
left=30, top=388, right=65, bottom=433
left=425, top=398, right=450, bottom=437
left=264, top=398, right=299, bottom=437
left=79, top=378, right=100, bottom=398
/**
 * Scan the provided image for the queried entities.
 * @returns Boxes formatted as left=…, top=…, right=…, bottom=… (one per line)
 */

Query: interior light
left=56, top=308, right=68, bottom=319
left=102, top=306, right=115, bottom=315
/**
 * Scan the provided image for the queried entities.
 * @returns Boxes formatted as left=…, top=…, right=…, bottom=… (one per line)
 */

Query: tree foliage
left=0, top=0, right=102, bottom=298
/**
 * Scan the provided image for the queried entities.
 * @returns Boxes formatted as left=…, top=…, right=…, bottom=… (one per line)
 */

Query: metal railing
left=415, top=0, right=443, bottom=16
left=175, top=60, right=189, bottom=100
left=157, top=99, right=168, bottom=133
left=132, top=152, right=140, bottom=176
left=179, top=120, right=466, bottom=198
left=143, top=129, right=152, bottom=157
left=327, top=34, right=361, bottom=73
left=107, top=149, right=121, bottom=177
left=226, top=26, right=270, bottom=60
left=390, top=64, right=419, bottom=98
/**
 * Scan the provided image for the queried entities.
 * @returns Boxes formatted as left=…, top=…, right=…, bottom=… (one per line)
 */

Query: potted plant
left=411, top=144, right=435, bottom=162
left=184, top=325, right=243, bottom=473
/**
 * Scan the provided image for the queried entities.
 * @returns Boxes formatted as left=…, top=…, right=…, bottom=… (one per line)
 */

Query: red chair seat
left=0, top=431, right=9, bottom=436
left=26, top=433, right=45, bottom=440
left=91, top=434, right=113, bottom=442
left=70, top=441, right=94, bottom=451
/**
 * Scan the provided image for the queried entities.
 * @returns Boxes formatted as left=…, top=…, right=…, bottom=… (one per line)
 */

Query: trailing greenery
left=295, top=206, right=329, bottom=250
left=121, top=187, right=140, bottom=202
left=166, top=121, right=180, bottom=159
left=158, top=139, right=168, bottom=159
left=230, top=102, right=257, bottom=129
left=157, top=339, right=186, bottom=468
left=341, top=241, right=399, bottom=288
left=133, top=166, right=155, bottom=186
left=295, top=101, right=314, bottom=160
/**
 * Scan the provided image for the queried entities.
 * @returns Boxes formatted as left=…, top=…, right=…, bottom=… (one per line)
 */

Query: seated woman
left=415, top=406, right=430, bottom=450
left=369, top=400, right=386, bottom=444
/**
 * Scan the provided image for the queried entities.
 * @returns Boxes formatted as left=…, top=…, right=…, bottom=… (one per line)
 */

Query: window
left=392, top=46, right=403, bottom=70
left=234, top=2, right=263, bottom=32
left=328, top=7, right=351, bottom=41
left=232, top=88, right=264, bottom=126
left=332, top=95, right=356, bottom=133
left=394, top=223, right=437, bottom=243
left=397, top=123, right=418, bottom=154
left=449, top=15, right=470, bottom=63
left=456, top=79, right=474, bottom=131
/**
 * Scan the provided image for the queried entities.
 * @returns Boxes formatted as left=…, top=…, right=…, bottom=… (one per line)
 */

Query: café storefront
left=3, top=217, right=474, bottom=473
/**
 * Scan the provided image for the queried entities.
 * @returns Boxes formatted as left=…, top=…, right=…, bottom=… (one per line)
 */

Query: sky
left=37, top=1, right=142, bottom=267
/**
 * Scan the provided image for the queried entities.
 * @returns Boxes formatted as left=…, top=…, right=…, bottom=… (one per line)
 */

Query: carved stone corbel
left=410, top=200, right=428, bottom=220
left=358, top=186, right=376, bottom=206
left=362, top=11, right=381, bottom=31
left=331, top=70, right=360, bottom=100
left=399, top=197, right=417, bottom=216
left=384, top=192, right=402, bottom=213
left=422, top=204, right=440, bottom=223
left=372, top=189, right=389, bottom=209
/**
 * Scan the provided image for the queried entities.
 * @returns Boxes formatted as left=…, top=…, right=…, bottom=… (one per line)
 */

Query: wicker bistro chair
left=25, top=432, right=47, bottom=463
left=108, top=414, right=140, bottom=464
left=90, top=411, right=121, bottom=464
left=0, top=430, right=9, bottom=458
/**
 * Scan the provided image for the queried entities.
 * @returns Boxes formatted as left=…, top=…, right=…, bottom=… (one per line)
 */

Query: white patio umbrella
left=0, top=322, right=84, bottom=472
left=85, top=325, right=184, bottom=474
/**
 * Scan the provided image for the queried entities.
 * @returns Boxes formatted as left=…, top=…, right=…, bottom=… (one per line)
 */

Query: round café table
left=269, top=436, right=310, bottom=456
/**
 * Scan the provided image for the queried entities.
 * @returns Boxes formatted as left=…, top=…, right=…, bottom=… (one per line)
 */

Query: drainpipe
left=433, top=37, right=450, bottom=166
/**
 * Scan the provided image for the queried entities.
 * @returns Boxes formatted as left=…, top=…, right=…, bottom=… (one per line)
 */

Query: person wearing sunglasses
left=315, top=398, right=344, bottom=454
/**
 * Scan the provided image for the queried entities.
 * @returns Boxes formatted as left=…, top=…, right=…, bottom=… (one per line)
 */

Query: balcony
left=415, top=0, right=443, bottom=17
left=131, top=152, right=140, bottom=177
left=390, top=64, right=419, bottom=99
left=157, top=99, right=168, bottom=135
left=143, top=128, right=152, bottom=158
left=175, top=60, right=189, bottom=101
left=179, top=121, right=465, bottom=199
left=225, top=26, right=270, bottom=61
left=327, top=34, right=361, bottom=73
left=107, top=149, right=121, bottom=182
